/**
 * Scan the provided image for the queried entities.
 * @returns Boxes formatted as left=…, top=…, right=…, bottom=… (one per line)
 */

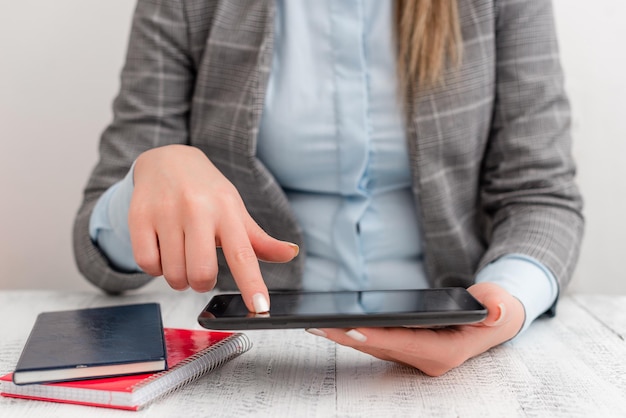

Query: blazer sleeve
left=73, top=0, right=195, bottom=293
left=478, top=0, right=584, bottom=294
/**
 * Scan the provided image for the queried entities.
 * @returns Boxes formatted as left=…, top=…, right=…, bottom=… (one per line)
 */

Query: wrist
left=476, top=254, right=558, bottom=336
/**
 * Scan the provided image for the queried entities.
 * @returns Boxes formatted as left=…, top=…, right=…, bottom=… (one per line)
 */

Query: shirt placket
left=329, top=0, right=372, bottom=290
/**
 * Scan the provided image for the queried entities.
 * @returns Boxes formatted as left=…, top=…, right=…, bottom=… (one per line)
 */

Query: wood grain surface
left=1, top=290, right=624, bottom=417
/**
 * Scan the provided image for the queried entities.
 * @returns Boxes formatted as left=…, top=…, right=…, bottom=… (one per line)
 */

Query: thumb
left=245, top=216, right=300, bottom=263
left=467, top=282, right=509, bottom=327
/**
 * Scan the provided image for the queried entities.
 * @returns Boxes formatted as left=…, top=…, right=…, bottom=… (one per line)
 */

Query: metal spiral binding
left=131, top=333, right=253, bottom=409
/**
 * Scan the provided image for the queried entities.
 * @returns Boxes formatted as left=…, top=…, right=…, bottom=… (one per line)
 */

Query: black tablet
left=198, top=288, right=487, bottom=330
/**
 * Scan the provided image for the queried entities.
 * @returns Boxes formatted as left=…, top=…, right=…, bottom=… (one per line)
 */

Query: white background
left=0, top=1, right=624, bottom=294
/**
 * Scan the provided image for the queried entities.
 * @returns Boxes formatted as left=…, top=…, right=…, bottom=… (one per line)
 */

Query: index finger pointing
left=217, top=216, right=269, bottom=314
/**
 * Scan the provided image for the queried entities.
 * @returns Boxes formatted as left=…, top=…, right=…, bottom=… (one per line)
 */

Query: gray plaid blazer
left=73, top=0, right=584, bottom=307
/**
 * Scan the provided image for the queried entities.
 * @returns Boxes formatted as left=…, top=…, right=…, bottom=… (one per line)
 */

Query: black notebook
left=13, top=303, right=167, bottom=385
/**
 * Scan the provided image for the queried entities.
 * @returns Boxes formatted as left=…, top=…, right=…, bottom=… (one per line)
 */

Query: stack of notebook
left=0, top=303, right=251, bottom=411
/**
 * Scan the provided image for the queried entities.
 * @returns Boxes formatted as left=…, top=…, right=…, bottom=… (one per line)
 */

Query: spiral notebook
left=0, top=328, right=252, bottom=411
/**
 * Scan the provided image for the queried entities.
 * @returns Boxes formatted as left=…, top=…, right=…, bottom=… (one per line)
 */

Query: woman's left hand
left=311, top=282, right=525, bottom=376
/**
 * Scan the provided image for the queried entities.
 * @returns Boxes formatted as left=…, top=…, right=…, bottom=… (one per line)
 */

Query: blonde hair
left=395, top=0, right=462, bottom=93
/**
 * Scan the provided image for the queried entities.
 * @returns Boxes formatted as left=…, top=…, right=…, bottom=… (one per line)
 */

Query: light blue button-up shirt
left=90, top=0, right=557, bottom=334
left=257, top=0, right=428, bottom=292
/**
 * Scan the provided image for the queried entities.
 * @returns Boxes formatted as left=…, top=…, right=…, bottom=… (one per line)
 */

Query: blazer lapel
left=188, top=0, right=305, bottom=290
left=189, top=0, right=274, bottom=169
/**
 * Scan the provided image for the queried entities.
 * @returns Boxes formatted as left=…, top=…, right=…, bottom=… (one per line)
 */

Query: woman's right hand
left=129, top=144, right=299, bottom=313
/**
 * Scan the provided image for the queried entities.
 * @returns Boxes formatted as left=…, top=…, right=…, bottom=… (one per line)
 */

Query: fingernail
left=306, top=328, right=327, bottom=337
left=252, top=293, right=270, bottom=313
left=345, top=329, right=367, bottom=342
left=493, top=303, right=506, bottom=325
left=287, top=242, right=300, bottom=257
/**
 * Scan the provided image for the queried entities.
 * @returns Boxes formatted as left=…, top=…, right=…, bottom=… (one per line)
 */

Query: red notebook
left=0, top=328, right=252, bottom=411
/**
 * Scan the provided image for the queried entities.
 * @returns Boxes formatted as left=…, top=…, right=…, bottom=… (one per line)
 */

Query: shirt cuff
left=88, top=162, right=140, bottom=272
left=475, top=254, right=558, bottom=337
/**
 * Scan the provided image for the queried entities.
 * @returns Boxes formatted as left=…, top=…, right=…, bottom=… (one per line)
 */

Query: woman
left=74, top=0, right=583, bottom=376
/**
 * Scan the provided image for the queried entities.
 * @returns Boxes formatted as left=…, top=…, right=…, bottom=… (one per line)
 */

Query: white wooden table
left=1, top=290, right=625, bottom=417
